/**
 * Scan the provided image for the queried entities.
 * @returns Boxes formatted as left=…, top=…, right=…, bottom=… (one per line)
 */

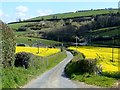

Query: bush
left=65, top=58, right=98, bottom=76
left=14, top=52, right=32, bottom=69
left=78, top=59, right=98, bottom=74
left=17, top=27, right=27, bottom=31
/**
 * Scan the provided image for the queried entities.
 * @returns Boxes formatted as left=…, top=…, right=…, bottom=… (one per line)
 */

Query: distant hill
left=8, top=8, right=120, bottom=47
left=29, top=9, right=118, bottom=21
left=9, top=8, right=118, bottom=24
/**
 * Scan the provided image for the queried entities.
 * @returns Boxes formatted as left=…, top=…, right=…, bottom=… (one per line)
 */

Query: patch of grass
left=9, top=23, right=29, bottom=30
left=71, top=73, right=117, bottom=87
left=15, top=31, right=27, bottom=36
left=16, top=36, right=61, bottom=46
left=2, top=51, right=67, bottom=88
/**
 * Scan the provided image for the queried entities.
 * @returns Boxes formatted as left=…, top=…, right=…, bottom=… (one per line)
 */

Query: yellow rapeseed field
left=68, top=46, right=119, bottom=73
left=16, top=46, right=60, bottom=57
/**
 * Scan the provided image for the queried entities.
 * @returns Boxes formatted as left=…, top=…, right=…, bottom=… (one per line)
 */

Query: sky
left=0, top=0, right=119, bottom=23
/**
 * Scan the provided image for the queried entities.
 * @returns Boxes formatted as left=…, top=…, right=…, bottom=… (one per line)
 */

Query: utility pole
left=76, top=36, right=78, bottom=51
left=38, top=43, right=39, bottom=53
left=112, top=37, right=114, bottom=62
left=36, top=40, right=40, bottom=54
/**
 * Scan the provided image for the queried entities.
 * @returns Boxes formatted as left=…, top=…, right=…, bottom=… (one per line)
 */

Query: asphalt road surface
left=23, top=51, right=100, bottom=88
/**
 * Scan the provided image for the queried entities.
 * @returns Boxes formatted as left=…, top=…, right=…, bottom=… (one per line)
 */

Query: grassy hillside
left=30, top=9, right=118, bottom=20
left=9, top=22, right=35, bottom=30
left=85, top=26, right=120, bottom=46
left=16, top=36, right=61, bottom=46
left=8, top=9, right=119, bottom=46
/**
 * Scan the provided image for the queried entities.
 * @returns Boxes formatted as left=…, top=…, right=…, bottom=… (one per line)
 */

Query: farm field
left=68, top=46, right=119, bottom=73
left=30, top=9, right=118, bottom=20
left=9, top=22, right=36, bottom=30
left=16, top=36, right=61, bottom=46
left=16, top=46, right=60, bottom=57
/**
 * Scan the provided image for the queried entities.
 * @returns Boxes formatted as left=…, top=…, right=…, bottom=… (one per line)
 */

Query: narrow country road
left=23, top=51, right=100, bottom=88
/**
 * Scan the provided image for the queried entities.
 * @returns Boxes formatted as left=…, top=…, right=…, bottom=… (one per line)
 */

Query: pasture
left=31, top=9, right=118, bottom=20
left=16, top=36, right=61, bottom=46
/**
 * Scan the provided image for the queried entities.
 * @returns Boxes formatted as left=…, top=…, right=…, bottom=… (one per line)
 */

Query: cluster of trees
left=77, top=14, right=120, bottom=35
left=42, top=13, right=120, bottom=44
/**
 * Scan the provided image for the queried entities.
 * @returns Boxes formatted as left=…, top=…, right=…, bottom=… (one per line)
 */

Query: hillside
left=29, top=9, right=118, bottom=21
left=8, top=9, right=120, bottom=47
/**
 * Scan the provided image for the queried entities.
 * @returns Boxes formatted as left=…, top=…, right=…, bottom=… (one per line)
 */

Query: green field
left=15, top=31, right=27, bottom=35
left=30, top=9, right=118, bottom=20
left=84, top=26, right=120, bottom=45
left=86, top=26, right=119, bottom=36
left=16, top=36, right=61, bottom=46
left=9, top=22, right=36, bottom=30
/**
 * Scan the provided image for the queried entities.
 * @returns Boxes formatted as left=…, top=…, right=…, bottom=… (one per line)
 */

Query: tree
left=1, top=21, right=15, bottom=68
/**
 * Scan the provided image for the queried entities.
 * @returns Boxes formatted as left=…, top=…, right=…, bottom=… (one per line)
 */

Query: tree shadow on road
left=61, top=71, right=69, bottom=79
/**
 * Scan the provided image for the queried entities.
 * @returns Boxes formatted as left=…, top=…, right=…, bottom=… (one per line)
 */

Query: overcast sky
left=0, top=0, right=119, bottom=23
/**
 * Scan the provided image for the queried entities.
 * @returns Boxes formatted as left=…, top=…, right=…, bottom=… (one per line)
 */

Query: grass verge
left=2, top=51, right=67, bottom=88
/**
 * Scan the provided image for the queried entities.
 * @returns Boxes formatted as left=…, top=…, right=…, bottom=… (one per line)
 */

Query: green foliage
left=65, top=51, right=118, bottom=87
left=2, top=22, right=15, bottom=68
left=65, top=58, right=98, bottom=75
left=2, top=51, right=67, bottom=88
left=17, top=27, right=27, bottom=31
left=102, top=72, right=120, bottom=79
left=14, top=52, right=32, bottom=69
left=65, top=52, right=84, bottom=76
left=78, top=59, right=98, bottom=74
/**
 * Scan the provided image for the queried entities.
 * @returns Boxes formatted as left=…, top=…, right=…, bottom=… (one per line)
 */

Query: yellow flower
left=16, top=46, right=60, bottom=57
left=68, top=46, right=119, bottom=73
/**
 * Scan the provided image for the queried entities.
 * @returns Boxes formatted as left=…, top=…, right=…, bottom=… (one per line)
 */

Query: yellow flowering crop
left=68, top=46, right=119, bottom=73
left=16, top=46, right=60, bottom=57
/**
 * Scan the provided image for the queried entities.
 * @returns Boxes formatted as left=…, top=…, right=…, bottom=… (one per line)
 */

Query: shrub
left=65, top=58, right=98, bottom=76
left=14, top=52, right=32, bottom=69
left=78, top=59, right=98, bottom=74
left=17, top=27, right=27, bottom=31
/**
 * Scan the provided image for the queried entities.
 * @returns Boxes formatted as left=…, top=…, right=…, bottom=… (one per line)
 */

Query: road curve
left=23, top=51, right=100, bottom=88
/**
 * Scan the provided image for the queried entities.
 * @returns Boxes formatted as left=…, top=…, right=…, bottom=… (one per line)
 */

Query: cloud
left=37, top=9, right=53, bottom=16
left=0, top=10, right=4, bottom=17
left=0, top=9, right=9, bottom=18
left=16, top=5, right=28, bottom=13
left=15, top=5, right=28, bottom=18
left=16, top=12, right=26, bottom=17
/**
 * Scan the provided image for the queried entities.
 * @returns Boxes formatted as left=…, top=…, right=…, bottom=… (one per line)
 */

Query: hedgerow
left=1, top=21, right=15, bottom=68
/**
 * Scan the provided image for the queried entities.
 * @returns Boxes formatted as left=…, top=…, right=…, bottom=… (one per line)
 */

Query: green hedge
left=1, top=21, right=15, bottom=68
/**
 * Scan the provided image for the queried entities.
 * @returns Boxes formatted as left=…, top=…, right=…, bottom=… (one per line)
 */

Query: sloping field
left=16, top=36, right=61, bottom=46
left=30, top=9, right=118, bottom=20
